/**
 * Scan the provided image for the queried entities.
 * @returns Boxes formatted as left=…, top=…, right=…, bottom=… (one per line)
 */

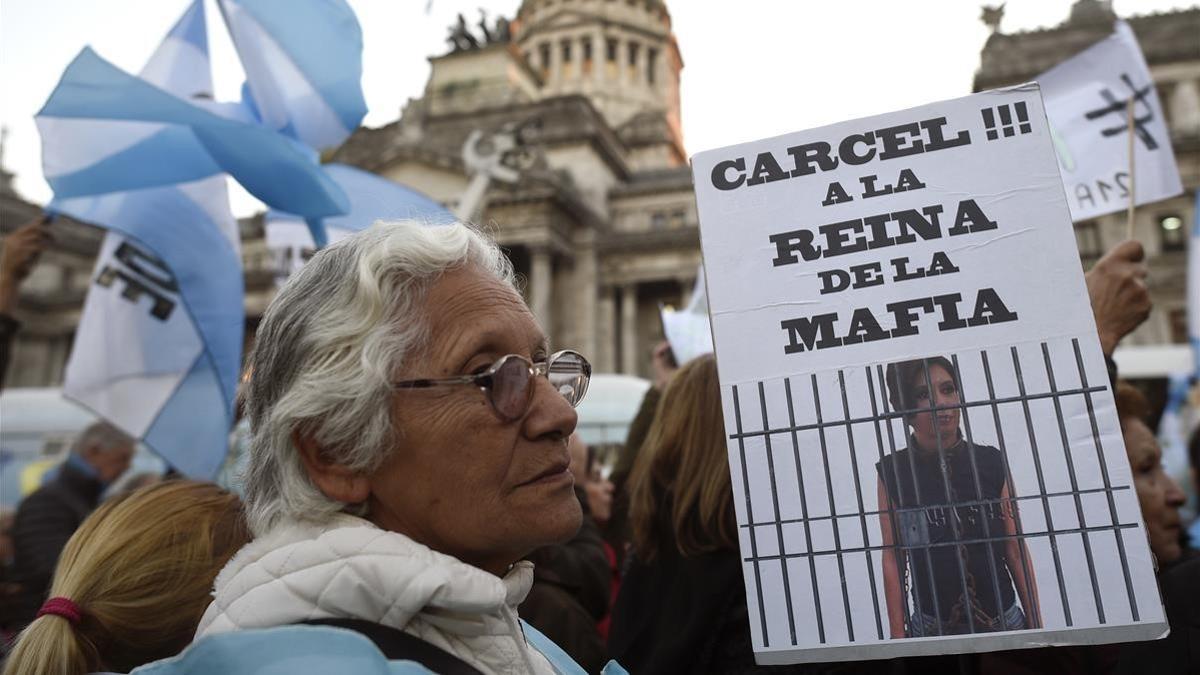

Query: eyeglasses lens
left=549, top=352, right=589, bottom=406
left=491, top=357, right=533, bottom=420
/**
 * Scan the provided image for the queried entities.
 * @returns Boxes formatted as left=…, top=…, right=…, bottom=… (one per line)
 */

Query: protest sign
left=1038, top=21, right=1182, bottom=222
left=690, top=85, right=1167, bottom=663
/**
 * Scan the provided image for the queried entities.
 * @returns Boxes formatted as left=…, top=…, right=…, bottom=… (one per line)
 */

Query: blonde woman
left=3, top=481, right=249, bottom=675
left=608, top=354, right=761, bottom=674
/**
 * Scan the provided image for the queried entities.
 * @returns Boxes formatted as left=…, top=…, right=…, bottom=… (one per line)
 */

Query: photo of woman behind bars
left=876, top=355, right=1041, bottom=638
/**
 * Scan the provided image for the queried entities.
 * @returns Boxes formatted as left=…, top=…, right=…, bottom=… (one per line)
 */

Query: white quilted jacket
left=196, top=513, right=557, bottom=675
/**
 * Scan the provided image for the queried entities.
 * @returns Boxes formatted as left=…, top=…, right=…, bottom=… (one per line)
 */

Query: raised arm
left=878, top=476, right=907, bottom=638
left=1000, top=478, right=1040, bottom=628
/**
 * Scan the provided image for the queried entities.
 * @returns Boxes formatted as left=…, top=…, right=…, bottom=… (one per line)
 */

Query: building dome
left=512, top=0, right=684, bottom=162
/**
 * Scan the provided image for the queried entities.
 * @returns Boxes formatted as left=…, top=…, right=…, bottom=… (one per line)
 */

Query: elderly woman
left=194, top=221, right=607, bottom=674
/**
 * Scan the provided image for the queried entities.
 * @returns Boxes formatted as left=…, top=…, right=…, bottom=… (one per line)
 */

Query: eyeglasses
left=392, top=350, right=591, bottom=421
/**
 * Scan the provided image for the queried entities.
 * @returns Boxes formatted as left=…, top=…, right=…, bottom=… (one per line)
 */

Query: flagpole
left=1125, top=98, right=1136, bottom=240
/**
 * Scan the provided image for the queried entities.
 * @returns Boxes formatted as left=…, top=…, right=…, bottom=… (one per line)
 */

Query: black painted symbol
left=981, top=102, right=1032, bottom=141
left=95, top=241, right=178, bottom=321
left=1083, top=73, right=1159, bottom=150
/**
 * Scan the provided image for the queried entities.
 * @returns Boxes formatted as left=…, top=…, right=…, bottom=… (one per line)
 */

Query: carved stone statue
left=493, top=17, right=511, bottom=43
left=981, top=3, right=1005, bottom=34
left=446, top=9, right=511, bottom=52
left=477, top=10, right=493, bottom=44
left=446, top=13, right=480, bottom=52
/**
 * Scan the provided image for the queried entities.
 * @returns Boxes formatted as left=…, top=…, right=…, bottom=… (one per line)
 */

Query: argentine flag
left=58, top=0, right=241, bottom=479
left=266, top=164, right=455, bottom=283
left=218, top=0, right=367, bottom=151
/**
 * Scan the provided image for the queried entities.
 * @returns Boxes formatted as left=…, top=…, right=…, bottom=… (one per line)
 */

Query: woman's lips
left=521, top=462, right=572, bottom=487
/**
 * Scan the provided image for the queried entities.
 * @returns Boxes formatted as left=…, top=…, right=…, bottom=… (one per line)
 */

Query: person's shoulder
left=969, top=442, right=1004, bottom=464
left=128, top=626, right=435, bottom=675
left=1161, top=553, right=1200, bottom=622
left=13, top=483, right=67, bottom=519
left=877, top=449, right=911, bottom=473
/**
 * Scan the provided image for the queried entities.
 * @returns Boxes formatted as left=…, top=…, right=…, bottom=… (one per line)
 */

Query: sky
left=1, top=0, right=1195, bottom=216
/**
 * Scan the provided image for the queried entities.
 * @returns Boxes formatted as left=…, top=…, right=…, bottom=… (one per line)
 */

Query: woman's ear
left=293, top=431, right=370, bottom=504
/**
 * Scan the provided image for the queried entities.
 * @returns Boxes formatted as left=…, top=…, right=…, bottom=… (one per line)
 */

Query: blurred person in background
left=567, top=434, right=620, bottom=642
left=571, top=434, right=614, bottom=528
left=609, top=355, right=758, bottom=673
left=1110, top=382, right=1196, bottom=675
left=0, top=509, right=17, bottom=650
left=0, top=215, right=51, bottom=389
left=522, top=432, right=612, bottom=671
left=2, top=480, right=249, bottom=675
left=1115, top=382, right=1188, bottom=568
left=6, top=421, right=134, bottom=630
left=607, top=341, right=678, bottom=569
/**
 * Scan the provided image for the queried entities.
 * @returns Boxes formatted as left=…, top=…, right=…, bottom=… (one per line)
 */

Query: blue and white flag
left=266, top=164, right=455, bottom=283
left=59, top=0, right=241, bottom=479
left=37, top=46, right=350, bottom=241
left=1158, top=372, right=1192, bottom=491
left=218, top=0, right=367, bottom=151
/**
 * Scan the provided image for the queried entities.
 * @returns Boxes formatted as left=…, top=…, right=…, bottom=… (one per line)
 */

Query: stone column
left=593, top=28, right=605, bottom=85
left=1169, top=79, right=1200, bottom=136
left=577, top=34, right=589, bottom=84
left=530, top=248, right=553, bottom=334
left=549, top=38, right=563, bottom=89
left=620, top=282, right=639, bottom=375
left=597, top=286, right=616, bottom=373
left=575, top=243, right=598, bottom=363
left=616, top=37, right=628, bottom=86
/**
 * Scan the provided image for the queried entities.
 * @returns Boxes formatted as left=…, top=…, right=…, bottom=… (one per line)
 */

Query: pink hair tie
left=36, top=597, right=82, bottom=625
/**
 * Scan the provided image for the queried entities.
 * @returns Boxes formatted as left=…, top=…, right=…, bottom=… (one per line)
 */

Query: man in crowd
left=5, top=421, right=134, bottom=629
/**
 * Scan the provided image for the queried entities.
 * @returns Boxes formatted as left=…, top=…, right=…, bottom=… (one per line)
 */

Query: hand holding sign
left=1085, top=240, right=1151, bottom=356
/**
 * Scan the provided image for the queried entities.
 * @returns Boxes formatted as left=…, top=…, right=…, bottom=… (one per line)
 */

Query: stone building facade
left=974, top=0, right=1200, bottom=350
left=332, top=0, right=699, bottom=376
left=2, top=0, right=1196, bottom=388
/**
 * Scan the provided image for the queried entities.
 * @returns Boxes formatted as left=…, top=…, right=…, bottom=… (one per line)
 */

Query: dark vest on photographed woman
left=876, top=439, right=1017, bottom=626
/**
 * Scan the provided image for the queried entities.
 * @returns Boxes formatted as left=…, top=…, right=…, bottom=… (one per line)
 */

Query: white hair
left=242, top=220, right=516, bottom=535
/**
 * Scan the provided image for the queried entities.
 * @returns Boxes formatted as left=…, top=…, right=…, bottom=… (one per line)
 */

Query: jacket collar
left=197, top=513, right=535, bottom=638
left=57, top=455, right=106, bottom=505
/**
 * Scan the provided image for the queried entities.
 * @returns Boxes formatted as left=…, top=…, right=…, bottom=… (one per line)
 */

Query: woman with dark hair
left=877, top=356, right=1040, bottom=639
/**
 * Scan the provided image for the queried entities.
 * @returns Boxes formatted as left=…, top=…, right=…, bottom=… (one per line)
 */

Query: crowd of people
left=0, top=216, right=1196, bottom=674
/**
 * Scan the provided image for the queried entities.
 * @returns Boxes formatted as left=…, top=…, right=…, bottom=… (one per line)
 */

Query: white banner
left=1038, top=21, right=1183, bottom=222
left=691, top=85, right=1165, bottom=663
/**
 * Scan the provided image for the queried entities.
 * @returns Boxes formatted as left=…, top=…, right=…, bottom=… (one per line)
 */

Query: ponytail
left=4, top=610, right=98, bottom=675
left=2, top=481, right=250, bottom=675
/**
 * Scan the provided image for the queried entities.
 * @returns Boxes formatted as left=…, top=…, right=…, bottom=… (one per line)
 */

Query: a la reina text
left=709, top=115, right=1019, bottom=356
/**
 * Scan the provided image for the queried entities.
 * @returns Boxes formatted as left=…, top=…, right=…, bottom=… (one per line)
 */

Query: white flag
left=1037, top=21, right=1182, bottom=222
left=660, top=266, right=713, bottom=365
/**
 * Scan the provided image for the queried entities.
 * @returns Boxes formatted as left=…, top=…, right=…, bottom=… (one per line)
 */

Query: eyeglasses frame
left=391, top=349, right=591, bottom=420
